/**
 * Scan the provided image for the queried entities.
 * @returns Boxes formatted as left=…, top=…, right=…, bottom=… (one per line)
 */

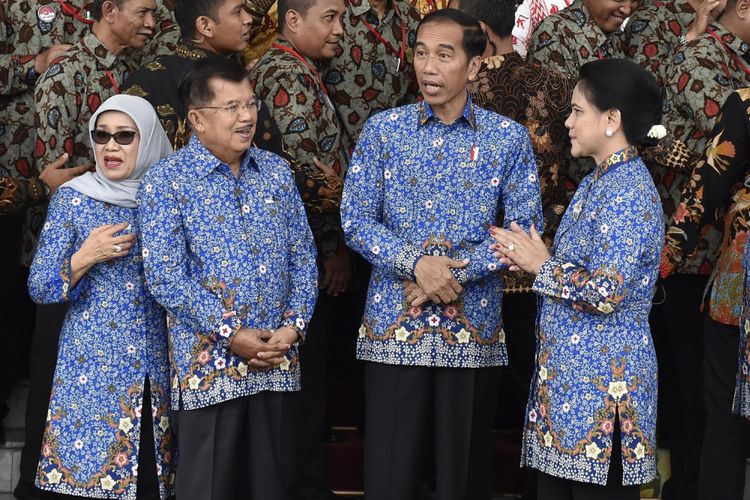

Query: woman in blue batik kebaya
left=28, top=95, right=174, bottom=499
left=492, top=59, right=664, bottom=500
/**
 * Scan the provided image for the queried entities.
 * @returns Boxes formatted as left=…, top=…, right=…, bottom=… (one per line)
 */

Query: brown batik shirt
left=526, top=0, right=626, bottom=77
left=323, top=0, right=420, bottom=153
left=468, top=51, right=575, bottom=293
left=250, top=38, right=347, bottom=263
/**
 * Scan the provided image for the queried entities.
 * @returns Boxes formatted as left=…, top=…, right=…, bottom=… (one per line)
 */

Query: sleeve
left=665, top=48, right=735, bottom=152
left=532, top=181, right=660, bottom=315
left=526, top=18, right=577, bottom=76
left=452, top=129, right=544, bottom=285
left=254, top=71, right=345, bottom=262
left=27, top=189, right=85, bottom=304
left=137, top=167, right=243, bottom=347
left=277, top=163, right=319, bottom=341
left=0, top=3, right=40, bottom=96
left=662, top=90, right=750, bottom=276
left=34, top=61, right=76, bottom=169
left=340, top=119, right=424, bottom=280
left=0, top=176, right=47, bottom=216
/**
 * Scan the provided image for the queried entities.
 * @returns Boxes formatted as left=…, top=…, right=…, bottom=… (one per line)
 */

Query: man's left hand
left=322, top=247, right=351, bottom=297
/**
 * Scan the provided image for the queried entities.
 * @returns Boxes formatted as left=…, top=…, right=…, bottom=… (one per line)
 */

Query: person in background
left=341, top=9, right=543, bottom=499
left=28, top=94, right=174, bottom=499
left=493, top=58, right=663, bottom=500
left=511, top=0, right=572, bottom=57
left=662, top=88, right=750, bottom=500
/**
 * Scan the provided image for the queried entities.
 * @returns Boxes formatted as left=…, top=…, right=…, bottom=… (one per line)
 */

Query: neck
left=368, top=0, right=389, bottom=19
left=482, top=27, right=513, bottom=58
left=593, top=140, right=630, bottom=167
left=429, top=91, right=468, bottom=125
left=279, top=33, right=316, bottom=61
left=91, top=21, right=125, bottom=55
left=187, top=38, right=223, bottom=56
left=217, top=151, right=243, bottom=177
left=719, top=12, right=749, bottom=43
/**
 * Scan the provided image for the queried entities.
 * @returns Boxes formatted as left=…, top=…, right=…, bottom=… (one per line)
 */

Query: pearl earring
left=605, top=129, right=614, bottom=137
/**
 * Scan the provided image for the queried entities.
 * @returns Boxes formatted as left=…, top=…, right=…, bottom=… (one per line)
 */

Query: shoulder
left=250, top=147, right=290, bottom=176
left=475, top=106, right=528, bottom=139
left=140, top=148, right=187, bottom=186
left=252, top=49, right=304, bottom=83
left=362, top=103, right=419, bottom=134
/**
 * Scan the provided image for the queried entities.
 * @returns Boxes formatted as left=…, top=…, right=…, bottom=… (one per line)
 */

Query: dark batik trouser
left=172, top=392, right=296, bottom=500
left=363, top=362, right=501, bottom=500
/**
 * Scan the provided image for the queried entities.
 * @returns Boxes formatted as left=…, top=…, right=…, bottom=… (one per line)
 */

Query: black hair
left=178, top=57, right=250, bottom=109
left=278, top=0, right=317, bottom=32
left=174, top=0, right=228, bottom=39
left=89, top=0, right=124, bottom=22
left=456, top=0, right=515, bottom=39
left=577, top=59, right=663, bottom=147
left=416, top=8, right=487, bottom=59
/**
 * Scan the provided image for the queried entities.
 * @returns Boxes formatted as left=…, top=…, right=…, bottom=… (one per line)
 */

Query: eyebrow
left=414, top=41, right=456, bottom=51
left=322, top=8, right=340, bottom=14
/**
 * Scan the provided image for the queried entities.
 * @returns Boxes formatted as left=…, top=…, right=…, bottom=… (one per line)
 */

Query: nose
left=332, top=15, right=344, bottom=36
left=421, top=53, right=438, bottom=74
left=144, top=10, right=155, bottom=29
left=104, top=137, right=121, bottom=150
left=564, top=112, right=574, bottom=130
left=241, top=7, right=252, bottom=27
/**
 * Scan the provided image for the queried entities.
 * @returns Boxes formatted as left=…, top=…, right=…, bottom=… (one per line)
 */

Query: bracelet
left=679, top=33, right=688, bottom=46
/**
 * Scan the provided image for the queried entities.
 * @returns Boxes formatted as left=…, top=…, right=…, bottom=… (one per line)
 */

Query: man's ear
left=285, top=9, right=303, bottom=36
left=467, top=55, right=482, bottom=82
left=100, top=0, right=119, bottom=23
left=187, top=109, right=206, bottom=134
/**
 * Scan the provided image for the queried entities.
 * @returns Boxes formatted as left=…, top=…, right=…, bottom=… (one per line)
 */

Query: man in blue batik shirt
left=340, top=9, right=543, bottom=500
left=137, top=57, right=318, bottom=500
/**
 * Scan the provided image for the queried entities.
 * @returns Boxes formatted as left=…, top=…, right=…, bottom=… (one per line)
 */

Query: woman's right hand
left=68, top=222, right=135, bottom=289
left=77, top=222, right=136, bottom=265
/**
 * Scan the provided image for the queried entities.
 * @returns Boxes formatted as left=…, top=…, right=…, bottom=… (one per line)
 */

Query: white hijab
left=63, top=94, right=172, bottom=208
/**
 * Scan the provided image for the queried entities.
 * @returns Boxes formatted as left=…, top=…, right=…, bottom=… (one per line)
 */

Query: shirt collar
left=274, top=38, right=319, bottom=69
left=187, top=135, right=259, bottom=180
left=176, top=42, right=212, bottom=60
left=707, top=22, right=750, bottom=57
left=82, top=31, right=120, bottom=69
left=594, top=145, right=639, bottom=179
left=419, top=95, right=476, bottom=130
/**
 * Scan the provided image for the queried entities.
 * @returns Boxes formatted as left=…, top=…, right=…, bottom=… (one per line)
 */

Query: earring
left=605, top=129, right=614, bottom=137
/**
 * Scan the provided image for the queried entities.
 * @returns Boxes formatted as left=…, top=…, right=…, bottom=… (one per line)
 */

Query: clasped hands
left=229, top=326, right=298, bottom=369
left=402, top=255, right=468, bottom=306
left=489, top=222, right=550, bottom=275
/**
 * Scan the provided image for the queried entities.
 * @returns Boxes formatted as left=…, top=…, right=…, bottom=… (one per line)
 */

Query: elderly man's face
left=110, top=0, right=157, bottom=48
left=191, top=78, right=258, bottom=163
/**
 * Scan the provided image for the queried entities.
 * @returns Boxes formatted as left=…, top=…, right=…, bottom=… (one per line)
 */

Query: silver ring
left=113, top=244, right=122, bottom=253
left=507, top=243, right=515, bottom=252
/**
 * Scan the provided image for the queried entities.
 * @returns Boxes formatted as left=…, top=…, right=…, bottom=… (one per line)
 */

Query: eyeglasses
left=91, top=130, right=138, bottom=145
left=192, top=97, right=262, bottom=116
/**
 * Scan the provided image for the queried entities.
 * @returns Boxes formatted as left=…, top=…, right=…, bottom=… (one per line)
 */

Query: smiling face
left=413, top=20, right=480, bottom=119
left=187, top=77, right=257, bottom=165
left=285, top=0, right=346, bottom=60
left=93, top=111, right=141, bottom=182
left=584, top=0, right=638, bottom=33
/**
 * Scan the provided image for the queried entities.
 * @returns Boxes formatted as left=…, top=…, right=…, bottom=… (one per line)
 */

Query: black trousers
left=697, top=315, right=750, bottom=500
left=649, top=274, right=707, bottom=500
left=172, top=392, right=295, bottom=500
left=537, top=423, right=638, bottom=500
left=363, top=362, right=501, bottom=500
left=502, top=292, right=539, bottom=499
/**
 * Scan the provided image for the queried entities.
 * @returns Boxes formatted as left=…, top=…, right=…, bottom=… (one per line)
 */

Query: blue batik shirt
left=341, top=98, right=543, bottom=368
left=137, top=135, right=318, bottom=410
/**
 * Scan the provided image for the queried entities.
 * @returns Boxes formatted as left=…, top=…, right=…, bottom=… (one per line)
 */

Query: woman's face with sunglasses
left=92, top=111, right=140, bottom=182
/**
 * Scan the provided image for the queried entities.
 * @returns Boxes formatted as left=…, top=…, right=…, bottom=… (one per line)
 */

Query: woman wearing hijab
left=28, top=94, right=174, bottom=500
left=491, top=59, right=663, bottom=499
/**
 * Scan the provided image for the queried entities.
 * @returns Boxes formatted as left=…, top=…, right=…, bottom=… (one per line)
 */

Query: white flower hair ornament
left=647, top=124, right=667, bottom=140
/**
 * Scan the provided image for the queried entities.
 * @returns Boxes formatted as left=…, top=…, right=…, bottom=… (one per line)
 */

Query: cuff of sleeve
left=216, top=311, right=242, bottom=347
left=281, top=312, right=307, bottom=344
left=531, top=257, right=560, bottom=295
left=394, top=244, right=423, bottom=280
left=451, top=266, right=470, bottom=286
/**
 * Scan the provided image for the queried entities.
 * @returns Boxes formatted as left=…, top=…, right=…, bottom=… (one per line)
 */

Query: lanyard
left=596, top=48, right=604, bottom=60
left=706, top=28, right=750, bottom=80
left=271, top=42, right=329, bottom=97
left=356, top=2, right=407, bottom=71
left=82, top=44, right=121, bottom=93
left=57, top=0, right=94, bottom=24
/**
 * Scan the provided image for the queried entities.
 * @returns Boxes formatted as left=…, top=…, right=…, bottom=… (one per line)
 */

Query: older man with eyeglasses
left=137, top=56, right=318, bottom=500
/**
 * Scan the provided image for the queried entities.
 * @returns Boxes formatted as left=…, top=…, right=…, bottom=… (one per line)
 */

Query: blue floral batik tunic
left=521, top=147, right=663, bottom=485
left=28, top=187, right=173, bottom=499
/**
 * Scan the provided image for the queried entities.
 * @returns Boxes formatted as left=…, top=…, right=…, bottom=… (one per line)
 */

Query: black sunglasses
left=91, top=130, right=137, bottom=145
